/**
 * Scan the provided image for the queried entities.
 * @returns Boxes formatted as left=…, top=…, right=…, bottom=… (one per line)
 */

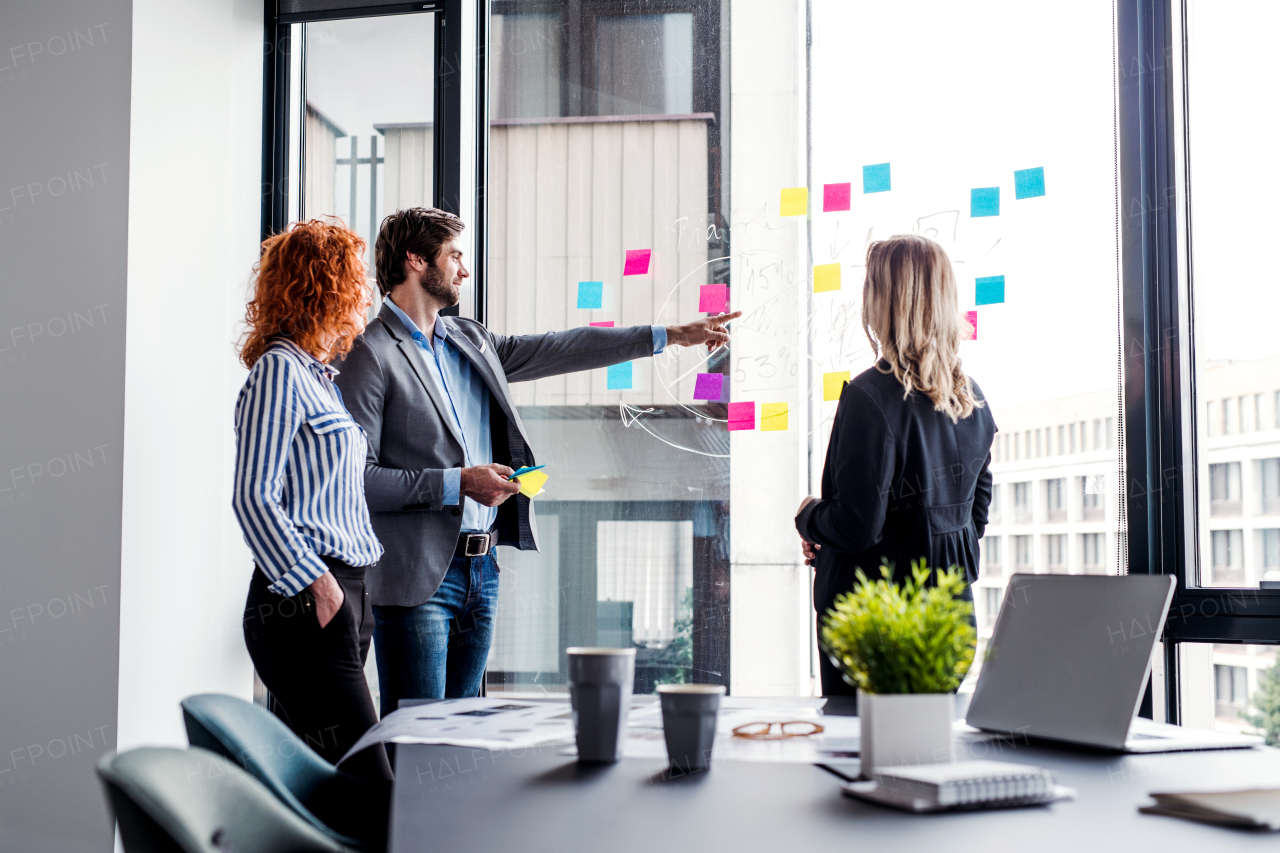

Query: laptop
left=966, top=574, right=1262, bottom=753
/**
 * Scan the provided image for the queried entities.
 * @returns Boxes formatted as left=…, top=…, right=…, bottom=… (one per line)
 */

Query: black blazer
left=796, top=363, right=997, bottom=621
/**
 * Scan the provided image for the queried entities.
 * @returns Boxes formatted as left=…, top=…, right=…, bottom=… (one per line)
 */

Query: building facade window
left=1014, top=535, right=1033, bottom=572
left=1081, top=532, right=1104, bottom=574
left=1209, top=462, right=1242, bottom=517
left=989, top=484, right=1002, bottom=525
left=1045, top=478, right=1066, bottom=523
left=1045, top=534, right=1067, bottom=573
left=1260, top=458, right=1280, bottom=515
left=1012, top=482, right=1032, bottom=525
left=1081, top=475, right=1104, bottom=521
left=1261, top=529, right=1280, bottom=580
left=1210, top=529, right=1245, bottom=587
left=983, top=587, right=1002, bottom=629
left=1214, top=664, right=1249, bottom=720
left=984, top=536, right=1002, bottom=578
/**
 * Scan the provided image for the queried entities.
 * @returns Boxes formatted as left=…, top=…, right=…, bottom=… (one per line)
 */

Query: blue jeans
left=372, top=552, right=498, bottom=716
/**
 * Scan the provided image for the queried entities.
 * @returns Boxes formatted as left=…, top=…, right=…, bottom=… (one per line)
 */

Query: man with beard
left=335, top=207, right=738, bottom=712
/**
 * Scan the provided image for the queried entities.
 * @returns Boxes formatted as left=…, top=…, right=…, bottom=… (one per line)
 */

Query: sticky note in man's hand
left=514, top=469, right=549, bottom=498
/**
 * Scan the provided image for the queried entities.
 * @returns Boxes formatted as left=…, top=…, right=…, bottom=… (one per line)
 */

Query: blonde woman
left=795, top=234, right=996, bottom=697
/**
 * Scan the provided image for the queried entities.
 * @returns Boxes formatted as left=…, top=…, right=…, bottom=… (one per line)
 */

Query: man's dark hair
left=374, top=207, right=465, bottom=297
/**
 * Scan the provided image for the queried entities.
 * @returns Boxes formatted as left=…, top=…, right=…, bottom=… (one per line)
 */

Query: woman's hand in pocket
left=307, top=571, right=345, bottom=628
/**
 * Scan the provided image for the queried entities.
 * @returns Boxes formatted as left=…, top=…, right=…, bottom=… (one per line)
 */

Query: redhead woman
left=795, top=235, right=996, bottom=697
left=234, top=220, right=391, bottom=780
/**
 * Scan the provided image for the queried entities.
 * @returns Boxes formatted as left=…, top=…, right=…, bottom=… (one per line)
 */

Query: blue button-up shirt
left=384, top=298, right=667, bottom=532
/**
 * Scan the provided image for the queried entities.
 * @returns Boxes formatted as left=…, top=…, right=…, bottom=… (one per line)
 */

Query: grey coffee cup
left=658, top=684, right=725, bottom=772
left=567, top=647, right=635, bottom=763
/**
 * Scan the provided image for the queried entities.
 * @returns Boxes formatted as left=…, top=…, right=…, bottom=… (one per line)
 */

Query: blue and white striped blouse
left=233, top=338, right=383, bottom=597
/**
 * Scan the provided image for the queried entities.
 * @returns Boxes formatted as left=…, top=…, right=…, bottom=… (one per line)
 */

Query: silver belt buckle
left=464, top=533, right=490, bottom=557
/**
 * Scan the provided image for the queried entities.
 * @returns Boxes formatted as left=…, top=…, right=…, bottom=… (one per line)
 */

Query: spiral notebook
left=841, top=760, right=1075, bottom=812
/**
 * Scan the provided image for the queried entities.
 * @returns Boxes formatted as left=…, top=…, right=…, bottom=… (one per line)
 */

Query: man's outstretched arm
left=495, top=312, right=741, bottom=383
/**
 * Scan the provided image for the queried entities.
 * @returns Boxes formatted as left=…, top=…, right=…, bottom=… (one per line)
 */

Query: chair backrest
left=180, top=694, right=378, bottom=850
left=98, top=747, right=353, bottom=853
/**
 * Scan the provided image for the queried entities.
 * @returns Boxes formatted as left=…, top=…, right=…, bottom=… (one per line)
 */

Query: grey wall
left=0, top=2, right=131, bottom=850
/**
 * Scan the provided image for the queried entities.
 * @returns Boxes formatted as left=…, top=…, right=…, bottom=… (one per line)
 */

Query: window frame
left=261, top=0, right=471, bottom=311
left=1119, top=0, right=1280, bottom=727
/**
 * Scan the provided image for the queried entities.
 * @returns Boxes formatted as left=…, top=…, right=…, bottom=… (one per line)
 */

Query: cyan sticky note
left=971, top=187, right=1000, bottom=217
left=693, top=373, right=724, bottom=401
left=975, top=275, right=1005, bottom=305
left=577, top=281, right=603, bottom=309
left=699, top=283, right=728, bottom=313
left=607, top=361, right=633, bottom=390
left=1014, top=167, right=1046, bottom=199
left=824, top=182, right=852, bottom=211
left=863, top=163, right=891, bottom=194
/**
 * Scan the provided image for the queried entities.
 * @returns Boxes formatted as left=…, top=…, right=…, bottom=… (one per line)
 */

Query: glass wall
left=301, top=15, right=436, bottom=300
left=484, top=0, right=1125, bottom=697
left=809, top=0, right=1124, bottom=681
left=485, top=0, right=728, bottom=695
left=1183, top=0, right=1280, bottom=591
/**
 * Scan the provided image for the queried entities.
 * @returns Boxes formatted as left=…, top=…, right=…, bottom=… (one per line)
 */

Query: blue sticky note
left=863, top=163, right=891, bottom=194
left=971, top=187, right=1000, bottom=217
left=1014, top=167, right=1046, bottom=199
left=975, top=275, right=1005, bottom=305
left=607, top=361, right=633, bottom=390
left=577, top=281, right=603, bottom=310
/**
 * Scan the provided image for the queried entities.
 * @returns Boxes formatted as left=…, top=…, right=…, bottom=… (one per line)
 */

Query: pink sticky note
left=623, top=249, right=651, bottom=276
left=823, top=182, right=852, bottom=212
left=693, top=373, right=724, bottom=401
left=590, top=321, right=615, bottom=327
left=727, top=401, right=756, bottom=431
left=698, top=283, right=729, bottom=314
left=964, top=310, right=977, bottom=341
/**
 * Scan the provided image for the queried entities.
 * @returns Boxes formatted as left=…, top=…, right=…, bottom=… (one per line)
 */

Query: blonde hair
left=861, top=234, right=981, bottom=422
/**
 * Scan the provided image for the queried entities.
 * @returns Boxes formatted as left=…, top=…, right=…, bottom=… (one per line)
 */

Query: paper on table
left=339, top=698, right=575, bottom=763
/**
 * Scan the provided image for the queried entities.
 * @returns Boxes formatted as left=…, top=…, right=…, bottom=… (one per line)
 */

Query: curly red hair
left=240, top=220, right=369, bottom=368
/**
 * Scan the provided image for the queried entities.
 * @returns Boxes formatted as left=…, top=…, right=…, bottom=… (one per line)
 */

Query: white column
left=728, top=0, right=812, bottom=695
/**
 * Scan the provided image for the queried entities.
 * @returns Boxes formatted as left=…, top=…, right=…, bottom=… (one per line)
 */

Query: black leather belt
left=456, top=530, right=497, bottom=557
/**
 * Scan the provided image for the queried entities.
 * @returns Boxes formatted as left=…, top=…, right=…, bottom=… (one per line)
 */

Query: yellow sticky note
left=823, top=371, right=850, bottom=401
left=780, top=187, right=808, bottom=217
left=760, top=402, right=789, bottom=432
left=515, top=469, right=548, bottom=498
left=813, top=263, right=841, bottom=293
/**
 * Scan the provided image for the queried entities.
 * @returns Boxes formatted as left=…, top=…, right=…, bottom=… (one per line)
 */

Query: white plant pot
left=857, top=690, right=954, bottom=778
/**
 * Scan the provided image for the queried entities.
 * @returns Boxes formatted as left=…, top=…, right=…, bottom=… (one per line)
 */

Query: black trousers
left=243, top=559, right=392, bottom=781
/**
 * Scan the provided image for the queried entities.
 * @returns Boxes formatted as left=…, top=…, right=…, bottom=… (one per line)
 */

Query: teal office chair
left=98, top=747, right=354, bottom=853
left=181, top=694, right=389, bottom=851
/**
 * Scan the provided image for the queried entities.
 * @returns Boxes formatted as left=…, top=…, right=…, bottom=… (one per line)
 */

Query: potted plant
left=821, top=560, right=976, bottom=776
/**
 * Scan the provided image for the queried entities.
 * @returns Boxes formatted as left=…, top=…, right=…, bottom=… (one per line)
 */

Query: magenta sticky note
left=698, top=283, right=728, bottom=314
left=727, top=401, right=755, bottom=431
left=590, top=321, right=615, bottom=327
left=823, top=182, right=852, bottom=212
left=693, top=373, right=724, bottom=401
left=964, top=310, right=977, bottom=340
left=623, top=249, right=651, bottom=276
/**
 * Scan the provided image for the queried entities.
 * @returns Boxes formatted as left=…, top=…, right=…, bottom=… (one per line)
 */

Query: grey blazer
left=333, top=302, right=656, bottom=607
